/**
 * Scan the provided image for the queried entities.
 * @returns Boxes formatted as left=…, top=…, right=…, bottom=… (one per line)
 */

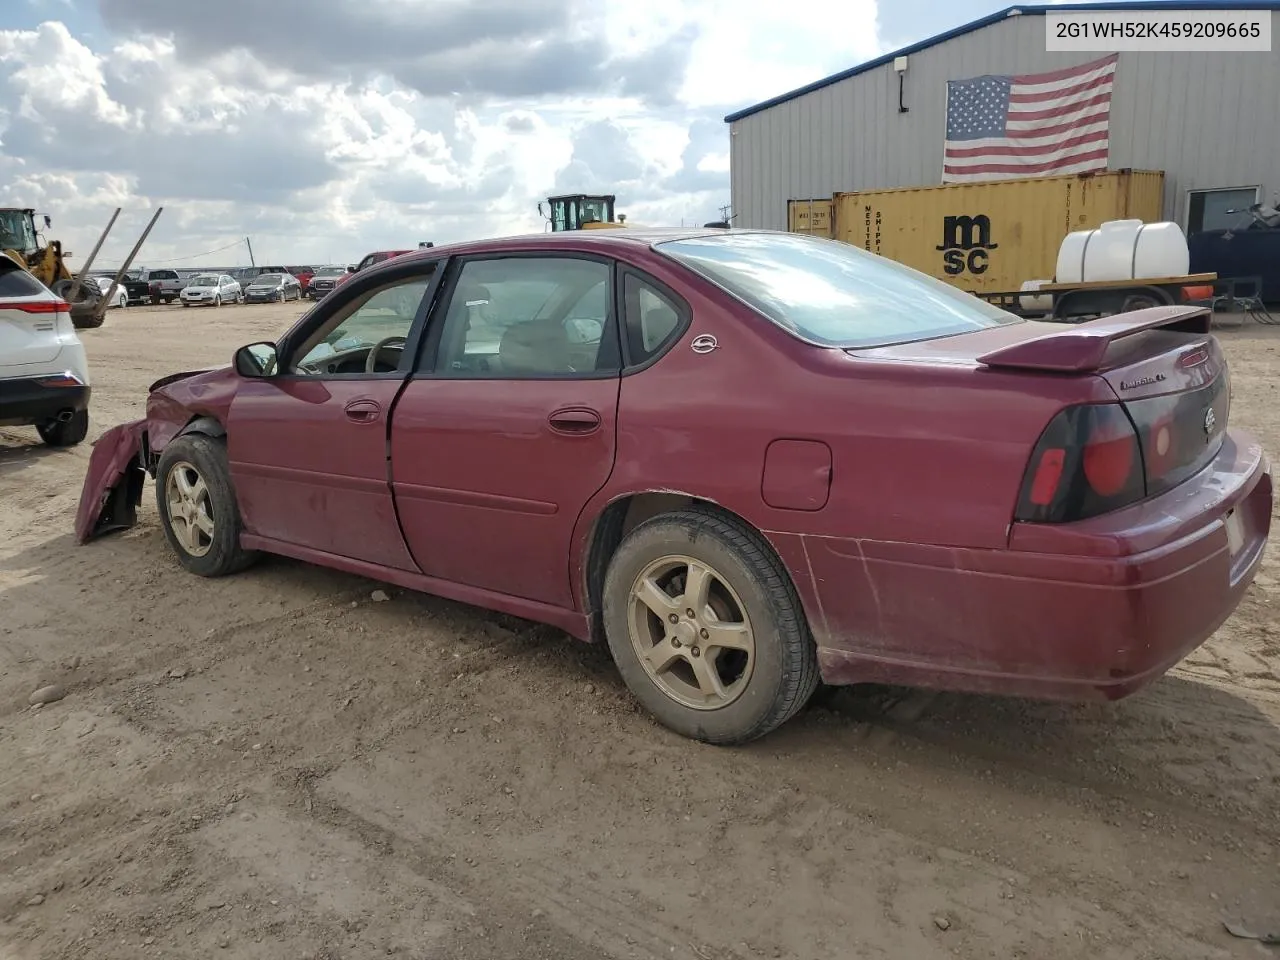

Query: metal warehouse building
left=725, top=1, right=1280, bottom=236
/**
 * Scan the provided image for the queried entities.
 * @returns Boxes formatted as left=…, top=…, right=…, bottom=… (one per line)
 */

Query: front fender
left=74, top=418, right=147, bottom=544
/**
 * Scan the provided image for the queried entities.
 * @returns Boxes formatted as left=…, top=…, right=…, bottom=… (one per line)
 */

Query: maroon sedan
left=76, top=229, right=1272, bottom=744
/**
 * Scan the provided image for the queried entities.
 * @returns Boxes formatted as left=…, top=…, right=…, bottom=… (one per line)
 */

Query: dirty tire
left=37, top=409, right=89, bottom=447
left=602, top=508, right=819, bottom=745
left=156, top=435, right=259, bottom=578
left=1121, top=294, right=1163, bottom=313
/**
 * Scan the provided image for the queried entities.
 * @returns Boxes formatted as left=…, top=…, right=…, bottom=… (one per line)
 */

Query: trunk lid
left=853, top=305, right=1229, bottom=511
left=975, top=306, right=1229, bottom=492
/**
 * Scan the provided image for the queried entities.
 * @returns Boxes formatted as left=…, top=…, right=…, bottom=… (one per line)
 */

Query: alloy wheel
left=165, top=461, right=215, bottom=557
left=626, top=555, right=756, bottom=710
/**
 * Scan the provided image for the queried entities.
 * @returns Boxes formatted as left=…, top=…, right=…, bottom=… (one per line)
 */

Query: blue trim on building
left=723, top=1, right=1280, bottom=123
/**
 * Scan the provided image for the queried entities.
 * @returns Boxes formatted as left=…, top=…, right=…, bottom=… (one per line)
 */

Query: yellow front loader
left=0, top=207, right=104, bottom=328
left=539, top=194, right=629, bottom=231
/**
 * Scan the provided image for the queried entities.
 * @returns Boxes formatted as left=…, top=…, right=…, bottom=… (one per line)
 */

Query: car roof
left=376, top=226, right=751, bottom=272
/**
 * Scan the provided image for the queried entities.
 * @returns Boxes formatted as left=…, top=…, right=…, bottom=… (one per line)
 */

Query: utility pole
left=91, top=207, right=163, bottom=323
left=245, top=236, right=256, bottom=267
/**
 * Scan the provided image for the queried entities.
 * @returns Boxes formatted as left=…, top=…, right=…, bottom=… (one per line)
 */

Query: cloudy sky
left=1, top=0, right=1022, bottom=268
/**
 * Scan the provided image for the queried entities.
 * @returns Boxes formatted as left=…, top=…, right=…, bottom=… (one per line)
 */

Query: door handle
left=345, top=399, right=381, bottom=423
left=548, top=407, right=602, bottom=436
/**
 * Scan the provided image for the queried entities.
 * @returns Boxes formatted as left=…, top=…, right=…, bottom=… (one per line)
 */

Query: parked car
left=334, top=250, right=413, bottom=291
left=119, top=271, right=153, bottom=304
left=179, top=273, right=241, bottom=307
left=234, top=266, right=289, bottom=290
left=0, top=251, right=90, bottom=446
left=89, top=275, right=129, bottom=309
left=75, top=229, right=1272, bottom=745
left=242, top=272, right=302, bottom=303
left=147, top=269, right=186, bottom=304
left=286, top=265, right=315, bottom=294
left=305, top=265, right=349, bottom=300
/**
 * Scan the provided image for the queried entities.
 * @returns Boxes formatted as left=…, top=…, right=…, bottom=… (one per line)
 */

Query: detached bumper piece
left=75, top=418, right=147, bottom=544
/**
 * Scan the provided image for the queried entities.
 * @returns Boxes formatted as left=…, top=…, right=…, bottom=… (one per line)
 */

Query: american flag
left=942, top=54, right=1118, bottom=183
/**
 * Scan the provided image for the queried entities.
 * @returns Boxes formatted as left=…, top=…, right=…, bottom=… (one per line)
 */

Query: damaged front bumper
left=74, top=418, right=148, bottom=544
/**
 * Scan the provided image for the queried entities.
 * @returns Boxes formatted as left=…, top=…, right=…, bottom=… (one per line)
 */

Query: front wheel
left=213, top=294, right=222, bottom=307
left=602, top=509, right=819, bottom=745
left=156, top=435, right=260, bottom=577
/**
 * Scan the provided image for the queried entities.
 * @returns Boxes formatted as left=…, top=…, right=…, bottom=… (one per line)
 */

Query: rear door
left=389, top=253, right=622, bottom=608
left=0, top=258, right=62, bottom=371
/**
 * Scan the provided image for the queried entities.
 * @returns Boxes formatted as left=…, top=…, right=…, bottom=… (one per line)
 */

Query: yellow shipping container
left=832, top=170, right=1165, bottom=293
left=787, top=198, right=833, bottom=238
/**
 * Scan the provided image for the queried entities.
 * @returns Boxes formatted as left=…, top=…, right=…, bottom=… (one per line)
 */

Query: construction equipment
left=539, top=194, right=627, bottom=231
left=0, top=207, right=105, bottom=328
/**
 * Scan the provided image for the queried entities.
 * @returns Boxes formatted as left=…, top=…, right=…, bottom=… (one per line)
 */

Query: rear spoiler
left=977, top=305, right=1212, bottom=373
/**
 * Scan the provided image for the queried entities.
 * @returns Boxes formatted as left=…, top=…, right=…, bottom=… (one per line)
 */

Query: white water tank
left=1018, top=279, right=1053, bottom=314
left=1054, top=219, right=1190, bottom=285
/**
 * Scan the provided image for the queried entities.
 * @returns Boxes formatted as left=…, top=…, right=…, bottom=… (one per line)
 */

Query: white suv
left=0, top=252, right=91, bottom=447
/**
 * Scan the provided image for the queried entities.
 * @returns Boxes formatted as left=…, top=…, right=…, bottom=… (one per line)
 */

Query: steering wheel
left=365, top=336, right=408, bottom=373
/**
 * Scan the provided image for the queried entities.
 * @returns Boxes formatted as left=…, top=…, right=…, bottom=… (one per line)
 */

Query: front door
left=390, top=254, right=621, bottom=608
left=227, top=266, right=438, bottom=570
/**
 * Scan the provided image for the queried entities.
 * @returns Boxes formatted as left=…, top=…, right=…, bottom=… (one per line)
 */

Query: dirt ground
left=1, top=300, right=1279, bottom=960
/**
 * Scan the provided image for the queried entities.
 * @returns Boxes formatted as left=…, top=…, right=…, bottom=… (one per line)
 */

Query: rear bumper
left=803, top=429, right=1272, bottom=700
left=0, top=374, right=91, bottom=427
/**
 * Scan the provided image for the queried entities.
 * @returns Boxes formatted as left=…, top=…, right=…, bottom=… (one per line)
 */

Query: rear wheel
left=156, top=435, right=259, bottom=577
left=602, top=509, right=819, bottom=744
left=36, top=409, right=89, bottom=447
left=1121, top=293, right=1163, bottom=313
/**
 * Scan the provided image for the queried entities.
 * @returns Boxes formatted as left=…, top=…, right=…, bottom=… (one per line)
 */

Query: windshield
left=655, top=232, right=1022, bottom=349
left=0, top=210, right=38, bottom=254
left=253, top=274, right=282, bottom=284
left=191, top=277, right=217, bottom=287
left=316, top=267, right=345, bottom=276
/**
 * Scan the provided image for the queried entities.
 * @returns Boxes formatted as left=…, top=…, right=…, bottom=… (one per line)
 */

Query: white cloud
left=0, top=1, right=883, bottom=268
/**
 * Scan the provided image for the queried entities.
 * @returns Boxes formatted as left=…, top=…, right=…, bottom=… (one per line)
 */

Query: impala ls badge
left=1204, top=407, right=1217, bottom=435
left=690, top=334, right=719, bottom=354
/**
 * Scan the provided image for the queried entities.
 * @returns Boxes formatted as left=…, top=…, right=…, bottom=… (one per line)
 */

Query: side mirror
left=234, top=341, right=278, bottom=378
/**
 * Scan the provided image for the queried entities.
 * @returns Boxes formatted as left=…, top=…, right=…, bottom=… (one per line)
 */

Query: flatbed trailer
left=974, top=272, right=1217, bottom=321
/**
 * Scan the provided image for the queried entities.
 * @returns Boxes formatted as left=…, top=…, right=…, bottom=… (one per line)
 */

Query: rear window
left=0, top=262, right=49, bottom=298
left=655, top=232, right=1022, bottom=349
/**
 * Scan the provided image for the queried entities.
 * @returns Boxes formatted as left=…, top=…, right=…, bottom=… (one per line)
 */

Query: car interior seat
left=498, top=317, right=575, bottom=375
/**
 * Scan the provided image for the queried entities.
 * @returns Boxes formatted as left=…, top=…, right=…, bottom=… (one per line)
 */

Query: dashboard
left=296, top=344, right=404, bottom=376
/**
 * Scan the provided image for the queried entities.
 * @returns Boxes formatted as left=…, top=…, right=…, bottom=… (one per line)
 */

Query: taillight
left=1122, top=373, right=1227, bottom=499
left=0, top=299, right=68, bottom=313
left=1015, top=403, right=1145, bottom=523
left=1016, top=373, right=1229, bottom=523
